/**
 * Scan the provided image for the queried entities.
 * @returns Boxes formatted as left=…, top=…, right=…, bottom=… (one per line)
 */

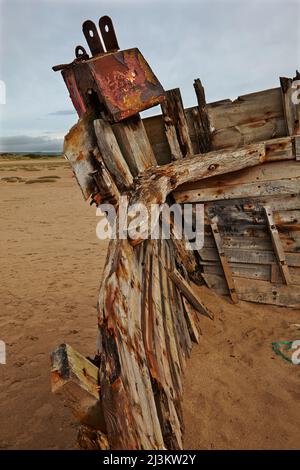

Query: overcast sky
left=0, top=0, right=299, bottom=153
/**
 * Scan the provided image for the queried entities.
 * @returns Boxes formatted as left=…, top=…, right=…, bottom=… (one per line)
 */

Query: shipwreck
left=50, top=16, right=300, bottom=450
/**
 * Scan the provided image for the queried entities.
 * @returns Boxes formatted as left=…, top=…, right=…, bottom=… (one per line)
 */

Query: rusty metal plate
left=62, top=48, right=165, bottom=122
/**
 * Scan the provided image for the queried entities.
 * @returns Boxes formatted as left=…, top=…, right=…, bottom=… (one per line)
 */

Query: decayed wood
left=50, top=343, right=106, bottom=433
left=181, top=296, right=201, bottom=344
left=169, top=268, right=213, bottom=319
left=209, top=117, right=286, bottom=150
left=64, top=114, right=119, bottom=204
left=295, top=135, right=300, bottom=161
left=175, top=158, right=300, bottom=197
left=280, top=72, right=300, bottom=135
left=210, top=219, right=239, bottom=303
left=234, top=277, right=300, bottom=308
left=113, top=114, right=157, bottom=176
left=94, top=119, right=133, bottom=191
left=207, top=87, right=284, bottom=131
left=174, top=177, right=300, bottom=203
left=161, top=88, right=194, bottom=160
left=264, top=206, right=291, bottom=284
left=202, top=261, right=271, bottom=282
left=129, top=142, right=268, bottom=244
left=77, top=424, right=109, bottom=450
left=192, top=78, right=212, bottom=153
left=199, top=246, right=300, bottom=267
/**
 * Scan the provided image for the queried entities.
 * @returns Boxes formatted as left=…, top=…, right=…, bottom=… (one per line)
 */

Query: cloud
left=48, top=109, right=76, bottom=116
left=0, top=134, right=63, bottom=153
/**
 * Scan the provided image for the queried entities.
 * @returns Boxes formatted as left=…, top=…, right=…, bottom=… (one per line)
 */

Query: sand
left=0, top=158, right=299, bottom=449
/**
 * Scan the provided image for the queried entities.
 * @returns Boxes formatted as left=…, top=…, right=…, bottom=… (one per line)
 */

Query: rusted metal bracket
left=52, top=16, right=165, bottom=122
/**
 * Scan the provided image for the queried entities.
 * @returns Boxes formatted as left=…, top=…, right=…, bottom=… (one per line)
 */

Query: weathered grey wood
left=280, top=73, right=300, bottom=135
left=176, top=159, right=300, bottom=196
left=235, top=277, right=300, bottom=307
left=295, top=135, right=300, bottom=161
left=113, top=114, right=157, bottom=176
left=64, top=114, right=119, bottom=204
left=161, top=88, right=194, bottom=160
left=264, top=206, right=291, bottom=284
left=193, top=78, right=212, bottom=153
left=199, top=246, right=300, bottom=266
left=174, top=177, right=300, bottom=203
left=202, top=261, right=271, bottom=282
left=169, top=269, right=213, bottom=319
left=207, top=87, right=284, bottom=131
left=94, top=119, right=133, bottom=190
left=129, top=142, right=269, bottom=244
left=181, top=296, right=201, bottom=344
left=210, top=219, right=238, bottom=303
left=50, top=343, right=106, bottom=433
left=210, top=117, right=286, bottom=150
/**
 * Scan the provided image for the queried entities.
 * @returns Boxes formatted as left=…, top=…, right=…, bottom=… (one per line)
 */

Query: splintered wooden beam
left=280, top=72, right=300, bottom=136
left=168, top=268, right=214, bottom=319
left=129, top=142, right=267, bottom=244
left=63, top=113, right=119, bottom=204
left=50, top=343, right=107, bottom=434
left=264, top=206, right=292, bottom=285
left=193, top=78, right=212, bottom=153
left=113, top=114, right=157, bottom=176
left=210, top=218, right=239, bottom=303
left=161, top=88, right=194, bottom=160
left=94, top=118, right=133, bottom=191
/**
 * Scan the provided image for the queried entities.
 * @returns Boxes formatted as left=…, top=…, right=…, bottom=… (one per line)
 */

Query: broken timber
left=52, top=16, right=300, bottom=451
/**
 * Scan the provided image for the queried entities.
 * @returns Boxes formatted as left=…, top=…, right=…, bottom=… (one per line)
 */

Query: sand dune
left=0, top=158, right=299, bottom=449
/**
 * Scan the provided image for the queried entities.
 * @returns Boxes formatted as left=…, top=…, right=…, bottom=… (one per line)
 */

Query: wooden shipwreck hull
left=50, top=23, right=300, bottom=448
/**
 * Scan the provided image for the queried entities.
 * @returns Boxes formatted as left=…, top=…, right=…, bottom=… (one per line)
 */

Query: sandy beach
left=0, top=157, right=299, bottom=449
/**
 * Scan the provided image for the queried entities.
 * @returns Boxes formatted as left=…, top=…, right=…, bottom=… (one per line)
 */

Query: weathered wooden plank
left=113, top=114, right=157, bottom=176
left=94, top=119, right=133, bottom=190
left=50, top=343, right=106, bottom=433
left=175, top=159, right=300, bottom=195
left=210, top=117, right=286, bottom=150
left=202, top=261, right=271, bottom=282
left=169, top=269, right=213, bottom=319
left=161, top=88, right=194, bottom=160
left=64, top=114, right=119, bottom=204
left=280, top=73, right=300, bottom=135
left=207, top=87, right=284, bottom=131
left=199, top=246, right=300, bottom=266
left=274, top=210, right=300, bottom=228
left=264, top=206, right=291, bottom=284
left=174, top=177, right=300, bottom=203
left=129, top=142, right=270, bottom=244
left=192, top=78, right=212, bottom=153
left=181, top=296, right=201, bottom=344
left=210, top=219, right=238, bottom=303
left=295, top=135, right=300, bottom=161
left=202, top=273, right=300, bottom=307
left=235, top=277, right=300, bottom=307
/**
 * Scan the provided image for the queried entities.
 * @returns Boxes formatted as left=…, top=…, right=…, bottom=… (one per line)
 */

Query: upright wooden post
left=264, top=206, right=291, bottom=285
left=193, top=78, right=213, bottom=153
left=161, top=88, right=194, bottom=160
left=210, top=218, right=239, bottom=304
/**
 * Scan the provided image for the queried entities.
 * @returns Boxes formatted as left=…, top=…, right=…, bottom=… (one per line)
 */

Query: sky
left=0, top=0, right=299, bottom=153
